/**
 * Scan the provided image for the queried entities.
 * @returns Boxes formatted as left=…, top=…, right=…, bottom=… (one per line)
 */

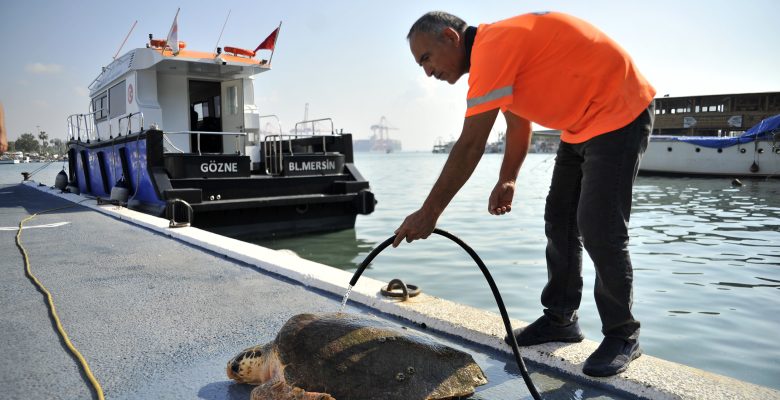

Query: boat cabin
left=80, top=42, right=268, bottom=161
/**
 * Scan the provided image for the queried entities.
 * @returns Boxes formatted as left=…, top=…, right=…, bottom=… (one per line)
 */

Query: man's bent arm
left=498, top=111, right=533, bottom=183
left=488, top=111, right=532, bottom=215
left=393, top=108, right=499, bottom=246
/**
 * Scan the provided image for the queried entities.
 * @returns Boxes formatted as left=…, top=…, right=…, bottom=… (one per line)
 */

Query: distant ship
left=353, top=136, right=403, bottom=153
left=354, top=116, right=402, bottom=153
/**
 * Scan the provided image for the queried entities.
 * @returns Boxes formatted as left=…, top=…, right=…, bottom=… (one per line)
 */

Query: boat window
left=227, top=86, right=238, bottom=115
left=109, top=80, right=126, bottom=119
left=193, top=102, right=203, bottom=123
left=92, top=92, right=108, bottom=121
left=188, top=80, right=222, bottom=135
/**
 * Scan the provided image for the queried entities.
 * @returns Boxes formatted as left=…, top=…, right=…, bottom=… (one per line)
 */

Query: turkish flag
left=254, top=27, right=280, bottom=52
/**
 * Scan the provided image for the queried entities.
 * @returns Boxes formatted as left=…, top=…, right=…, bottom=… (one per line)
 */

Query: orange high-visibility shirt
left=466, top=12, right=655, bottom=143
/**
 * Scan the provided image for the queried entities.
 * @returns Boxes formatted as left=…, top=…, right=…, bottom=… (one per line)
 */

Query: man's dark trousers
left=541, top=103, right=655, bottom=341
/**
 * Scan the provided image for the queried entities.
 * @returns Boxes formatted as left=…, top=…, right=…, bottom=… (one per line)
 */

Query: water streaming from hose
left=346, top=228, right=543, bottom=400
left=338, top=285, right=353, bottom=313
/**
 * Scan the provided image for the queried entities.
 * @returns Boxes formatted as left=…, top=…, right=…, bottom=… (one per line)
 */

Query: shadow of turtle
left=198, top=380, right=253, bottom=400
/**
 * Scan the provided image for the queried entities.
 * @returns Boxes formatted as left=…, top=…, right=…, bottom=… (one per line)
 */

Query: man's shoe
left=583, top=337, right=642, bottom=377
left=504, top=315, right=585, bottom=346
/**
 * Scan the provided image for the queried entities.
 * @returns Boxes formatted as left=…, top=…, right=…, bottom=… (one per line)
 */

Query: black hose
left=349, top=228, right=543, bottom=400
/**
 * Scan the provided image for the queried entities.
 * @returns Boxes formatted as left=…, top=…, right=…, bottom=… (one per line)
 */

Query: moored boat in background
left=640, top=92, right=780, bottom=177
left=65, top=15, right=375, bottom=238
left=640, top=114, right=780, bottom=178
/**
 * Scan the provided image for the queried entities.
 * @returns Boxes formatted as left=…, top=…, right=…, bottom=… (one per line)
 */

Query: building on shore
left=653, top=91, right=780, bottom=137
left=435, top=130, right=561, bottom=154
left=529, top=130, right=560, bottom=153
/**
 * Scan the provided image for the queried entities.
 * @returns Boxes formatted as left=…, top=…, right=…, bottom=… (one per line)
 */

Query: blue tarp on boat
left=655, top=114, right=780, bottom=149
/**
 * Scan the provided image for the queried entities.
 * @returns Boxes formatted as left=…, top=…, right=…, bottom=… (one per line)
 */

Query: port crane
left=370, top=116, right=398, bottom=153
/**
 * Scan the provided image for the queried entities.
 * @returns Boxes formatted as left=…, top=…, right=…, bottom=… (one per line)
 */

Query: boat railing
left=116, top=112, right=145, bottom=138
left=163, top=131, right=247, bottom=156
left=67, top=111, right=145, bottom=143
left=263, top=118, right=339, bottom=175
left=67, top=109, right=102, bottom=143
left=262, top=134, right=338, bottom=176
left=263, top=135, right=294, bottom=175
left=294, top=118, right=336, bottom=136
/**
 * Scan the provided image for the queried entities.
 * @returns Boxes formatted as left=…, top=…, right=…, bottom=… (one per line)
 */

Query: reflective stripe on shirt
left=466, top=85, right=513, bottom=109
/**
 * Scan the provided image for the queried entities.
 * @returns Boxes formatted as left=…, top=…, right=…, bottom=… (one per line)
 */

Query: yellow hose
left=15, top=204, right=105, bottom=400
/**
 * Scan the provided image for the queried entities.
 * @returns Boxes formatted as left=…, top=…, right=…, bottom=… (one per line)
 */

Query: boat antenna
left=113, top=20, right=138, bottom=60
left=213, top=10, right=231, bottom=54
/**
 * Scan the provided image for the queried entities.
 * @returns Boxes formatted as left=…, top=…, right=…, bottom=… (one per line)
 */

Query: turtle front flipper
left=251, top=381, right=335, bottom=400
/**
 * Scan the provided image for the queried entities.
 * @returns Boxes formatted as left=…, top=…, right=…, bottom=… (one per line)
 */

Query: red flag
left=254, top=27, right=279, bottom=52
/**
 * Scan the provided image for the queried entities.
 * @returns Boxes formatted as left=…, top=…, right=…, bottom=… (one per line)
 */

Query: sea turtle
left=227, top=312, right=488, bottom=400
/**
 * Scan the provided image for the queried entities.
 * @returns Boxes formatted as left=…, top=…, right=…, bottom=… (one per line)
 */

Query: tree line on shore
left=6, top=131, right=67, bottom=157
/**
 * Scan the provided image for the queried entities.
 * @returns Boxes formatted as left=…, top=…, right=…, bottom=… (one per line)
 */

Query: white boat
left=640, top=114, right=780, bottom=177
left=64, top=13, right=375, bottom=238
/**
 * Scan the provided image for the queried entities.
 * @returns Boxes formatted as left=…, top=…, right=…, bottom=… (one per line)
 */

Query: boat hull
left=639, top=137, right=780, bottom=177
left=67, top=134, right=162, bottom=207
left=67, top=130, right=375, bottom=238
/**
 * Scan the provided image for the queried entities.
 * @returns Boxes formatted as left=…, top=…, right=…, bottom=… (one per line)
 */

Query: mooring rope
left=24, top=160, right=58, bottom=180
left=15, top=201, right=105, bottom=400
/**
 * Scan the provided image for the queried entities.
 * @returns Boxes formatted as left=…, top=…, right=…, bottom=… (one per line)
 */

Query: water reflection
left=628, top=175, right=780, bottom=388
left=713, top=279, right=780, bottom=289
left=250, top=229, right=374, bottom=271
left=471, top=359, right=627, bottom=400
left=462, top=345, right=629, bottom=400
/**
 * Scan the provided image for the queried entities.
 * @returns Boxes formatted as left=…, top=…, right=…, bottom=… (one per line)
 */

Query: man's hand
left=393, top=207, right=439, bottom=247
left=488, top=180, right=515, bottom=215
left=393, top=109, right=499, bottom=248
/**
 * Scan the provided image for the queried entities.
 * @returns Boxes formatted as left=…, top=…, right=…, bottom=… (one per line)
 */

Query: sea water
left=8, top=154, right=779, bottom=390
left=258, top=152, right=780, bottom=391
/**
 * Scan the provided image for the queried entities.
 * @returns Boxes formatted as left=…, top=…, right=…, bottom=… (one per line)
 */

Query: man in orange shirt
left=393, top=11, right=655, bottom=377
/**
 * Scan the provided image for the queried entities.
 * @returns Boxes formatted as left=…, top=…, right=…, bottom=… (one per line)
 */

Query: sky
left=1, top=0, right=779, bottom=151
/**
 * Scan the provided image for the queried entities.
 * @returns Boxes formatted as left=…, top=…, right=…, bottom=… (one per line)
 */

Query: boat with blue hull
left=65, top=19, right=375, bottom=238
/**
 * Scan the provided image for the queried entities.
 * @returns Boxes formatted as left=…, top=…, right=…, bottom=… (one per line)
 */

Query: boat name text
left=201, top=161, right=238, bottom=173
left=288, top=160, right=337, bottom=171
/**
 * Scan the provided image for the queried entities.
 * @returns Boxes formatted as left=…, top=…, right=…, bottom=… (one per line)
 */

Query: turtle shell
left=273, top=312, right=488, bottom=400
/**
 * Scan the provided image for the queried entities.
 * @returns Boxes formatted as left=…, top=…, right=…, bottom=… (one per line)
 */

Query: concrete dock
left=2, top=181, right=779, bottom=400
left=1, top=183, right=358, bottom=399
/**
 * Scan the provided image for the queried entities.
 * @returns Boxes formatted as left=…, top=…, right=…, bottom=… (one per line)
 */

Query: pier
left=2, top=181, right=778, bottom=399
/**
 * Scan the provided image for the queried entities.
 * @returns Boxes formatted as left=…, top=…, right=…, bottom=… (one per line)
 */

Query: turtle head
left=226, top=344, right=267, bottom=384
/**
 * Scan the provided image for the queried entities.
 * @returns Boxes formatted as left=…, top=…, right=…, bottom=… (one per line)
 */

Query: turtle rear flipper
left=251, top=381, right=334, bottom=400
